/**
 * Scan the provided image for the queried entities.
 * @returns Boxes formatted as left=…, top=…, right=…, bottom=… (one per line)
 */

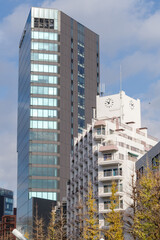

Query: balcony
left=99, top=207, right=123, bottom=213
left=99, top=175, right=123, bottom=181
left=98, top=159, right=123, bottom=166
left=99, top=144, right=118, bottom=153
left=94, top=133, right=105, bottom=141
left=94, top=120, right=106, bottom=127
left=99, top=191, right=123, bottom=198
left=99, top=169, right=123, bottom=181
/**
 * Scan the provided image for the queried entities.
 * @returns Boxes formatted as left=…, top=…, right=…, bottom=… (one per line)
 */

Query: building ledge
left=94, top=120, right=106, bottom=127
left=99, top=145, right=118, bottom=152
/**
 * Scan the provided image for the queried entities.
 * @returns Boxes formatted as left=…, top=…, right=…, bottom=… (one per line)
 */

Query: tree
left=33, top=204, right=45, bottom=240
left=55, top=203, right=67, bottom=240
left=47, top=207, right=57, bottom=240
left=104, top=181, right=124, bottom=240
left=133, top=167, right=160, bottom=240
left=24, top=231, right=30, bottom=239
left=123, top=174, right=137, bottom=240
left=83, top=181, right=99, bottom=240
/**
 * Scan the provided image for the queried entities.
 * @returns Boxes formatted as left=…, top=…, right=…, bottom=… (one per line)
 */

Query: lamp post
left=12, top=229, right=27, bottom=240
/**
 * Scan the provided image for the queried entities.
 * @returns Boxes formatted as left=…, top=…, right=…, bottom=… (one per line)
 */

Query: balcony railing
left=99, top=143, right=118, bottom=152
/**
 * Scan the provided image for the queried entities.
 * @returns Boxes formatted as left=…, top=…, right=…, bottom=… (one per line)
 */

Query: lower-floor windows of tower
left=30, top=109, right=58, bottom=118
left=31, top=74, right=58, bottom=84
left=29, top=191, right=57, bottom=201
left=31, top=42, right=58, bottom=52
left=30, top=97, right=58, bottom=107
left=29, top=179, right=58, bottom=189
left=30, top=131, right=58, bottom=142
left=29, top=167, right=58, bottom=177
left=31, top=64, right=58, bottom=73
left=31, top=86, right=58, bottom=95
left=30, top=120, right=58, bottom=129
left=29, top=155, right=58, bottom=165
left=29, top=143, right=58, bottom=153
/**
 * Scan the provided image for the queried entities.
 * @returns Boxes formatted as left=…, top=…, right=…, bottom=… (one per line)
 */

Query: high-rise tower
left=17, top=7, right=99, bottom=231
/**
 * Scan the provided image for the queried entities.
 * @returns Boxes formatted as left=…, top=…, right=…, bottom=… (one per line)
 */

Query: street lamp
left=12, top=229, right=27, bottom=240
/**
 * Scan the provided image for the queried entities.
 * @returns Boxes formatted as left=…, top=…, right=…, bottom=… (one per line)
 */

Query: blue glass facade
left=17, top=8, right=60, bottom=233
left=0, top=188, right=13, bottom=220
left=77, top=23, right=85, bottom=134
left=17, top=7, right=99, bottom=234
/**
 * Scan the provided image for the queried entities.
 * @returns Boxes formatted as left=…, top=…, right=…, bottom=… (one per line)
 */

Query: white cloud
left=41, top=0, right=160, bottom=88
left=0, top=4, right=30, bottom=58
left=0, top=4, right=30, bottom=195
left=141, top=79, right=160, bottom=139
left=1, top=0, right=160, bottom=196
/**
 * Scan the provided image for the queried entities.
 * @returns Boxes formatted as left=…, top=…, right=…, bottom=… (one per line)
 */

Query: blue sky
left=1, top=0, right=160, bottom=199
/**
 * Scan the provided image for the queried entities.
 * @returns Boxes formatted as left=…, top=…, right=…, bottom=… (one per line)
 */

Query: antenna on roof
left=100, top=83, right=105, bottom=96
left=120, top=64, right=123, bottom=124
left=120, top=64, right=122, bottom=93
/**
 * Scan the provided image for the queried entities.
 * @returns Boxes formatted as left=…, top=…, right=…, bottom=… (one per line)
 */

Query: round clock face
left=129, top=100, right=135, bottom=110
left=105, top=98, right=114, bottom=108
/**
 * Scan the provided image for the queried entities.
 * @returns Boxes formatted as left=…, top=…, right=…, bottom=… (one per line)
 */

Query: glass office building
left=0, top=188, right=13, bottom=221
left=17, top=7, right=99, bottom=231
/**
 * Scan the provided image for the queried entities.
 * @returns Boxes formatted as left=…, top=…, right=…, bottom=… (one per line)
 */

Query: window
left=78, top=65, right=85, bottom=76
left=30, top=109, right=58, bottom=118
left=78, top=86, right=85, bottom=95
left=29, top=155, right=58, bottom=165
left=31, top=86, right=58, bottom=95
left=120, top=200, right=123, bottom=209
left=34, top=18, right=54, bottom=29
left=104, top=169, right=112, bottom=177
left=104, top=184, right=112, bottom=193
left=152, top=155, right=160, bottom=170
left=139, top=166, right=144, bottom=176
left=113, top=168, right=118, bottom=176
left=5, top=198, right=13, bottom=203
left=31, top=75, right=58, bottom=84
left=31, top=42, right=58, bottom=51
left=128, top=152, right=138, bottom=161
left=29, top=191, right=57, bottom=201
left=119, top=153, right=124, bottom=160
left=30, top=131, right=58, bottom=142
left=78, top=108, right=85, bottom=117
left=29, top=179, right=58, bottom=189
left=30, top=97, right=58, bottom=107
left=31, top=53, right=58, bottom=62
left=78, top=118, right=85, bottom=128
left=78, top=44, right=84, bottom=56
left=30, top=120, right=58, bottom=129
left=78, top=76, right=85, bottom=86
left=96, top=127, right=105, bottom=135
left=104, top=200, right=111, bottom=209
left=109, top=129, right=114, bottom=134
left=78, top=96, right=85, bottom=106
left=29, top=167, right=58, bottom=177
left=119, top=184, right=123, bottom=192
left=31, top=64, right=58, bottom=73
left=31, top=31, right=58, bottom=40
left=78, top=55, right=84, bottom=66
left=29, top=143, right=58, bottom=153
left=104, top=153, right=112, bottom=161
left=104, top=168, right=122, bottom=177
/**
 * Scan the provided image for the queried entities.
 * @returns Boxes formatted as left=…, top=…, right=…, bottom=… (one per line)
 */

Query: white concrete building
left=67, top=91, right=157, bottom=237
